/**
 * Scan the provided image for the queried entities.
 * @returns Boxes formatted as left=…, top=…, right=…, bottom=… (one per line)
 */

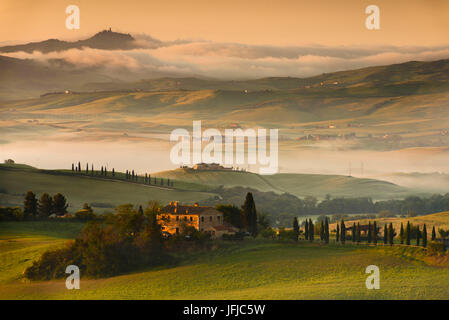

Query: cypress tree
left=53, top=193, right=68, bottom=216
left=432, top=226, right=436, bottom=241
left=91, top=164, right=94, bottom=174
left=304, top=220, right=309, bottom=240
left=341, top=219, right=346, bottom=244
left=104, top=167, right=107, bottom=176
left=367, top=221, right=372, bottom=244
left=72, top=163, right=74, bottom=171
left=86, top=163, right=88, bottom=174
left=293, top=217, right=299, bottom=241
left=406, top=221, right=411, bottom=245
left=101, top=166, right=104, bottom=176
left=38, top=193, right=53, bottom=218
left=320, top=221, right=325, bottom=241
left=383, top=224, right=388, bottom=245
left=416, top=226, right=421, bottom=246
left=324, top=217, right=329, bottom=244
left=242, top=192, right=258, bottom=237
left=388, top=223, right=394, bottom=245
left=132, top=170, right=135, bottom=180
left=356, top=222, right=361, bottom=243
left=399, top=223, right=404, bottom=244
left=422, top=224, right=427, bottom=248
left=336, top=224, right=340, bottom=242
left=351, top=222, right=357, bottom=242
left=78, top=161, right=81, bottom=172
left=112, top=168, right=115, bottom=177
left=24, top=191, right=38, bottom=219
left=373, top=221, right=377, bottom=244
left=148, top=174, right=151, bottom=184
left=309, top=219, right=314, bottom=242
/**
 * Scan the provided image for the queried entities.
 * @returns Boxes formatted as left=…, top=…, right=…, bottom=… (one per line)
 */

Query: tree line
left=300, top=218, right=446, bottom=250
left=0, top=191, right=69, bottom=220
left=71, top=162, right=174, bottom=187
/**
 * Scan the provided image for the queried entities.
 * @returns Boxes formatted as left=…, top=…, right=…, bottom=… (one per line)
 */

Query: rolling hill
left=0, top=30, right=139, bottom=54
left=0, top=164, right=216, bottom=212
left=149, top=168, right=414, bottom=200
left=0, top=163, right=419, bottom=217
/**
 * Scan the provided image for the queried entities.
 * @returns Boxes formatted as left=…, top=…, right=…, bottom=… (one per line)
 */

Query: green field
left=1, top=220, right=449, bottom=299
left=0, top=221, right=84, bottom=287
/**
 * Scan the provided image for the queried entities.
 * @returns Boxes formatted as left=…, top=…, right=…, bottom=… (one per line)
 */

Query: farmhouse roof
left=160, top=203, right=221, bottom=216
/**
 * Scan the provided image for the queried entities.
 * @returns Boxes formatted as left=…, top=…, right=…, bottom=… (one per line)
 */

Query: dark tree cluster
left=216, top=192, right=262, bottom=237
left=23, top=191, right=68, bottom=218
left=24, top=203, right=169, bottom=280
left=1, top=191, right=69, bottom=221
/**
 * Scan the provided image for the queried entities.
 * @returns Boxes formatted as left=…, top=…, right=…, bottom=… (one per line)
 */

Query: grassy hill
left=3, top=77, right=449, bottom=154
left=82, top=59, right=449, bottom=92
left=153, top=168, right=414, bottom=200
left=1, top=220, right=449, bottom=299
left=0, top=164, right=216, bottom=212
left=0, top=164, right=417, bottom=216
left=153, top=168, right=277, bottom=192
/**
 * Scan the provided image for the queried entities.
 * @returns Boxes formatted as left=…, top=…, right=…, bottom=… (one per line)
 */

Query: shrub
left=0, top=206, right=24, bottom=221
left=24, top=204, right=174, bottom=280
left=278, top=228, right=296, bottom=241
left=427, top=241, right=446, bottom=255
left=75, top=209, right=96, bottom=221
left=223, top=232, right=245, bottom=241
left=260, top=227, right=276, bottom=239
left=24, top=244, right=81, bottom=280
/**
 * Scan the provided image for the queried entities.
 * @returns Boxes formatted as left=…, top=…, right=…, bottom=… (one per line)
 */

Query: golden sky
left=1, top=0, right=448, bottom=46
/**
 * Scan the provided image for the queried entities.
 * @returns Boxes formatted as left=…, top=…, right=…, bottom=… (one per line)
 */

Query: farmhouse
left=192, top=163, right=232, bottom=171
left=157, top=201, right=237, bottom=238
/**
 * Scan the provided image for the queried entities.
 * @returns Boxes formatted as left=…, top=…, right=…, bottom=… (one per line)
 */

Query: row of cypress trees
left=71, top=163, right=174, bottom=187
left=301, top=218, right=330, bottom=243
left=335, top=220, right=431, bottom=247
left=71, top=162, right=115, bottom=177
left=295, top=218, right=434, bottom=248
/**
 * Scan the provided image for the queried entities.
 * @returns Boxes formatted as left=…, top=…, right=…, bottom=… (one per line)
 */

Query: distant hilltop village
left=181, top=163, right=247, bottom=172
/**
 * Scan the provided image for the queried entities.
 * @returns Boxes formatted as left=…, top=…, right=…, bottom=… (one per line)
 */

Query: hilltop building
left=192, top=163, right=232, bottom=171
left=157, top=202, right=237, bottom=238
left=4, top=159, right=14, bottom=164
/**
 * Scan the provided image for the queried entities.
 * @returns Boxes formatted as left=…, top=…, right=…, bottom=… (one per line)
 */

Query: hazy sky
left=1, top=0, right=448, bottom=46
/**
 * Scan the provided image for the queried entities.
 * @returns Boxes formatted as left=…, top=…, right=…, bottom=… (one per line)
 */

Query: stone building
left=157, top=201, right=237, bottom=238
